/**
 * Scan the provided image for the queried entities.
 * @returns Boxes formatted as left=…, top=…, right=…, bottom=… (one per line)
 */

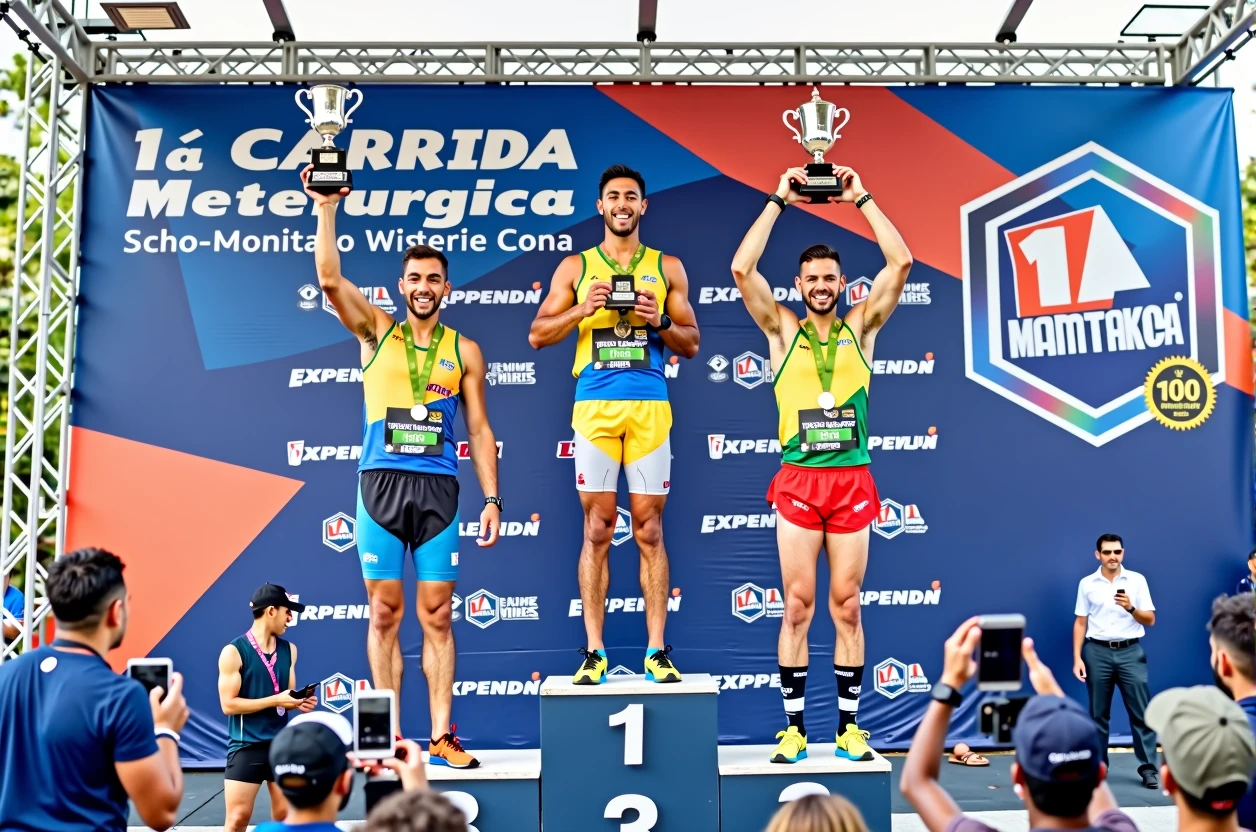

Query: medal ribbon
left=245, top=630, right=284, bottom=714
left=802, top=321, right=839, bottom=396
left=401, top=322, right=445, bottom=407
left=599, top=243, right=646, bottom=276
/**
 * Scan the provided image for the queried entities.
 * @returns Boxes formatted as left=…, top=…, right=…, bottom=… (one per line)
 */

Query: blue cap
left=1013, top=695, right=1102, bottom=782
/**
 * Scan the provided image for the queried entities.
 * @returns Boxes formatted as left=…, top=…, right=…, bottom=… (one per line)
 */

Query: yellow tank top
left=360, top=322, right=463, bottom=476
left=572, top=245, right=669, bottom=402
left=774, top=320, right=872, bottom=467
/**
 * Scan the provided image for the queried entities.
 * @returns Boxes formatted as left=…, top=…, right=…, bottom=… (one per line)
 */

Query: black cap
left=268, top=712, right=352, bottom=806
left=1013, top=695, right=1102, bottom=782
left=250, top=583, right=305, bottom=613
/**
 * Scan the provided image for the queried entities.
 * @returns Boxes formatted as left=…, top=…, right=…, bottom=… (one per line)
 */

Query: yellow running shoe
left=429, top=725, right=479, bottom=769
left=573, top=647, right=607, bottom=685
left=644, top=646, right=681, bottom=683
left=770, top=726, right=808, bottom=764
left=835, top=724, right=873, bottom=761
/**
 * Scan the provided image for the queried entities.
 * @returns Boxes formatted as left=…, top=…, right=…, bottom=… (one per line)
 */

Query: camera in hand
left=126, top=658, right=172, bottom=696
left=977, top=614, right=1024, bottom=692
left=979, top=695, right=1030, bottom=743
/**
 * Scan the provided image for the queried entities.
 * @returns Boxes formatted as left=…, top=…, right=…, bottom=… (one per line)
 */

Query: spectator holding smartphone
left=1, top=570, right=24, bottom=642
left=0, top=547, right=188, bottom=832
left=900, top=617, right=1134, bottom=832
left=218, top=583, right=317, bottom=832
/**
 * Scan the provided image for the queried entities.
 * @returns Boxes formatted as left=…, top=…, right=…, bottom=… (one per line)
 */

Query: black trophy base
left=307, top=146, right=353, bottom=196
left=605, top=275, right=637, bottom=311
left=791, top=162, right=844, bottom=204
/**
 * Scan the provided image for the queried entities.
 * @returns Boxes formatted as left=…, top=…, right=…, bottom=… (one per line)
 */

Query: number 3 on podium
left=607, top=703, right=658, bottom=831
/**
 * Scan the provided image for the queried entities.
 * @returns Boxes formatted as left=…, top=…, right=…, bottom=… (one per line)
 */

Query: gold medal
left=411, top=404, right=428, bottom=421
left=614, top=316, right=632, bottom=338
left=817, top=392, right=836, bottom=410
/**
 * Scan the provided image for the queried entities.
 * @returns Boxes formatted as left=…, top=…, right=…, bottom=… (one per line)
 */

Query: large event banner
left=70, top=84, right=1252, bottom=762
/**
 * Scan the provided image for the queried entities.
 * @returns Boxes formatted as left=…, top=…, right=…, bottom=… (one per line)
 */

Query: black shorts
left=225, top=741, right=272, bottom=783
left=356, top=470, right=460, bottom=581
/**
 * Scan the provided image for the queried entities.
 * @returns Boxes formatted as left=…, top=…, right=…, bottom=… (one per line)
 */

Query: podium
left=717, top=744, right=892, bottom=832
left=427, top=749, right=541, bottom=832
left=540, top=673, right=720, bottom=831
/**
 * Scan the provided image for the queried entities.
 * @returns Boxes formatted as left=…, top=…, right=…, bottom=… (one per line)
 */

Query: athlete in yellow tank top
left=530, top=164, right=700, bottom=686
left=730, top=165, right=913, bottom=766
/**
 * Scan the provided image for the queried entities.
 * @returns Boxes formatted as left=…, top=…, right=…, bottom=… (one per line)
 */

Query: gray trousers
left=1081, top=640, right=1157, bottom=770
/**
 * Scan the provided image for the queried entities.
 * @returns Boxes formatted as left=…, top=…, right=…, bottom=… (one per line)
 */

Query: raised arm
left=116, top=675, right=188, bottom=832
left=839, top=167, right=912, bottom=339
left=217, top=644, right=303, bottom=717
left=633, top=255, right=699, bottom=359
left=528, top=254, right=602, bottom=349
left=458, top=337, right=501, bottom=548
left=731, top=169, right=805, bottom=342
left=300, top=165, right=390, bottom=350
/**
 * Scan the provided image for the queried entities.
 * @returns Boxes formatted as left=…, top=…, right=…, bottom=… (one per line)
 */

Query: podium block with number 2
left=540, top=673, right=720, bottom=831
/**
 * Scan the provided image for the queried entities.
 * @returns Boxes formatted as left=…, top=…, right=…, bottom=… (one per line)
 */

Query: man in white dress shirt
left=1072, top=533, right=1158, bottom=789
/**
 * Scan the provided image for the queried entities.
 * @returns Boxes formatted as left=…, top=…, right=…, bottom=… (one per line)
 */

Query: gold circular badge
left=1143, top=356, right=1216, bottom=431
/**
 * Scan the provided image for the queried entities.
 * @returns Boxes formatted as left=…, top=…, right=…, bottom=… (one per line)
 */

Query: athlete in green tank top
left=730, top=165, right=913, bottom=766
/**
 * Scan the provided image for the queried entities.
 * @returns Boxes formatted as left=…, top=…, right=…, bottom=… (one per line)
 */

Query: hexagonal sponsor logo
left=607, top=665, right=636, bottom=677
left=873, top=499, right=904, bottom=539
left=322, top=512, right=356, bottom=552
left=320, top=672, right=355, bottom=713
left=961, top=142, right=1223, bottom=446
left=845, top=276, right=872, bottom=306
left=732, top=582, right=766, bottom=623
left=464, top=589, right=499, bottom=629
left=874, top=658, right=908, bottom=699
left=611, top=506, right=633, bottom=547
left=733, top=351, right=772, bottom=389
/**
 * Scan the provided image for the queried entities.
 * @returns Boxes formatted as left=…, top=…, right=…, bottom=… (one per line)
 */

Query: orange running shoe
left=429, top=724, right=480, bottom=769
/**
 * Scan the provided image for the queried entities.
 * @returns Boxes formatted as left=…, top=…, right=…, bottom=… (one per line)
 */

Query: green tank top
left=227, top=634, right=292, bottom=752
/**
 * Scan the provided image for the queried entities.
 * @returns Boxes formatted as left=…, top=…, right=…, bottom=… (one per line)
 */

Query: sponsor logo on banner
left=441, top=288, right=543, bottom=306
left=322, top=512, right=356, bottom=552
left=702, top=513, right=776, bottom=534
left=873, top=355, right=935, bottom=375
left=733, top=351, right=773, bottom=389
left=708, top=435, right=781, bottom=459
left=607, top=665, right=636, bottom=678
left=451, top=593, right=463, bottom=622
left=664, top=355, right=679, bottom=378
left=289, top=368, right=363, bottom=387
left=698, top=286, right=802, bottom=304
left=320, top=673, right=356, bottom=713
left=569, top=589, right=682, bottom=617
left=556, top=440, right=576, bottom=458
left=295, top=602, right=370, bottom=623
left=846, top=277, right=931, bottom=307
left=908, top=663, right=932, bottom=693
left=462, top=589, right=538, bottom=628
left=874, top=659, right=932, bottom=699
left=612, top=506, right=633, bottom=546
left=860, top=585, right=942, bottom=606
left=873, top=499, right=927, bottom=538
left=323, top=286, right=396, bottom=316
left=459, top=514, right=540, bottom=537
left=720, top=673, right=783, bottom=690
left=485, top=362, right=536, bottom=385
left=453, top=672, right=542, bottom=696
left=707, top=354, right=730, bottom=382
left=297, top=284, right=319, bottom=311
left=868, top=428, right=938, bottom=451
left=287, top=441, right=362, bottom=465
left=731, top=583, right=785, bottom=623
left=456, top=441, right=504, bottom=459
left=961, top=142, right=1224, bottom=446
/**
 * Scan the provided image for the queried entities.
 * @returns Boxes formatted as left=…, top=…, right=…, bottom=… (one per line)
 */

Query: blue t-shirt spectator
left=0, top=645, right=158, bottom=831
left=2, top=582, right=24, bottom=631
left=1237, top=696, right=1256, bottom=829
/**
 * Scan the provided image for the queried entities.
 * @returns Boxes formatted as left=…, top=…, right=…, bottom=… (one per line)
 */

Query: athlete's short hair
left=402, top=244, right=448, bottom=278
left=799, top=244, right=841, bottom=269
left=47, top=547, right=126, bottom=631
left=1096, top=533, right=1122, bottom=551
left=599, top=164, right=646, bottom=198
left=1210, top=593, right=1256, bottom=680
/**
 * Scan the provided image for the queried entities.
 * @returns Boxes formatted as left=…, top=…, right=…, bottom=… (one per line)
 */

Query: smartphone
left=126, top=658, right=172, bottom=696
left=1115, top=589, right=1126, bottom=595
left=977, top=614, right=1025, bottom=692
left=290, top=682, right=317, bottom=700
left=354, top=689, right=395, bottom=760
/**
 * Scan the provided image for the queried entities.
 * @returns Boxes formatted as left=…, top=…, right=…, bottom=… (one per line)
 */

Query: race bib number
left=798, top=407, right=860, bottom=453
left=383, top=407, right=445, bottom=455
left=591, top=327, right=651, bottom=370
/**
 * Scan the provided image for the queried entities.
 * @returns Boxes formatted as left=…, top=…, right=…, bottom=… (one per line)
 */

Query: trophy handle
left=781, top=109, right=803, bottom=144
left=294, top=88, right=315, bottom=125
left=343, top=88, right=363, bottom=123
left=831, top=108, right=851, bottom=140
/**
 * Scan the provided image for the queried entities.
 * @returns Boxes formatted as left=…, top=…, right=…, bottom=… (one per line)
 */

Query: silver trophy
left=295, top=84, right=363, bottom=195
left=782, top=87, right=851, bottom=203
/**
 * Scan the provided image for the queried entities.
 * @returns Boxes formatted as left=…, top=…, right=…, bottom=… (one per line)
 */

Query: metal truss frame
left=0, top=0, right=1251, bottom=660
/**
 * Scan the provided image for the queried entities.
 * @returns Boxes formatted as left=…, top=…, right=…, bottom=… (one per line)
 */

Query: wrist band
left=766, top=193, right=787, bottom=212
left=155, top=728, right=180, bottom=744
left=855, top=193, right=873, bottom=209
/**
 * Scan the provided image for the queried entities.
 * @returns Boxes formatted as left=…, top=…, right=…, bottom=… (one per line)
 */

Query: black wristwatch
left=931, top=682, right=963, bottom=707
left=766, top=193, right=787, bottom=212
left=484, top=496, right=503, bottom=512
left=656, top=314, right=673, bottom=331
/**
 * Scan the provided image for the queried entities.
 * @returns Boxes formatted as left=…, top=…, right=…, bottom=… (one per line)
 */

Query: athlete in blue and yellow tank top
left=304, top=165, right=500, bottom=769
left=530, top=164, right=700, bottom=686
left=731, top=165, right=913, bottom=766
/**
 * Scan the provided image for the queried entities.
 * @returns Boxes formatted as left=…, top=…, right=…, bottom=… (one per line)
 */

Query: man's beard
left=803, top=291, right=837, bottom=315
left=407, top=294, right=439, bottom=320
left=604, top=209, right=639, bottom=238
left=1214, top=659, right=1235, bottom=699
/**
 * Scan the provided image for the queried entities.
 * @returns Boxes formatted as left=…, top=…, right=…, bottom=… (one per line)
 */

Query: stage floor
left=125, top=749, right=1172, bottom=829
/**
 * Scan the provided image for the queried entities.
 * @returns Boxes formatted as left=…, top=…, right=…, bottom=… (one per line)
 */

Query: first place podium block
left=717, top=744, right=892, bottom=832
left=541, top=673, right=720, bottom=831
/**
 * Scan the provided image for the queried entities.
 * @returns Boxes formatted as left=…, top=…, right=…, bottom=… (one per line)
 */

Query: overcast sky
left=2, top=0, right=1254, bottom=158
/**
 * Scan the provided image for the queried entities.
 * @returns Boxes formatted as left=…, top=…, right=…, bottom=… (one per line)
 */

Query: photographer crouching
left=0, top=548, right=188, bottom=831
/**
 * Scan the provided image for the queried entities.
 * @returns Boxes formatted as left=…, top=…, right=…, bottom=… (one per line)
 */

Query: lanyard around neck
left=802, top=321, right=839, bottom=394
left=401, top=321, right=445, bottom=405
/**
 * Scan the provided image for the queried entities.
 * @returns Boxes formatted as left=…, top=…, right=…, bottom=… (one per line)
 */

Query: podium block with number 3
left=540, top=673, right=720, bottom=831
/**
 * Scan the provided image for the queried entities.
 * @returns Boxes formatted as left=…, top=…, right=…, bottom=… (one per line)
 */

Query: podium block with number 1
left=540, top=673, right=720, bottom=831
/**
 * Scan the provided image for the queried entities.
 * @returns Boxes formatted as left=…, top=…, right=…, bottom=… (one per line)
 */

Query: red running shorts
left=766, top=464, right=880, bottom=534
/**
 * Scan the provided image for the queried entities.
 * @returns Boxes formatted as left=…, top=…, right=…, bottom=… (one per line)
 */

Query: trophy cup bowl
left=296, top=84, right=363, bottom=195
left=782, top=88, right=851, bottom=203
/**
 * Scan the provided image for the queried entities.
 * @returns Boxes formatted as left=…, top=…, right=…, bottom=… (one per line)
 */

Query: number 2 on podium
left=608, top=703, right=643, bottom=765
